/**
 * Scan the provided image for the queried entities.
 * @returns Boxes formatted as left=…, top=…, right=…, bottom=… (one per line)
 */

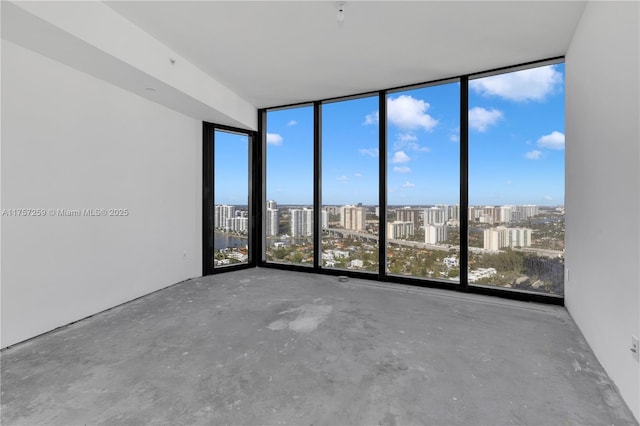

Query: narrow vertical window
left=213, top=130, right=250, bottom=268
left=322, top=96, right=379, bottom=273
left=468, top=63, right=565, bottom=294
left=385, top=82, right=461, bottom=281
left=265, top=106, right=315, bottom=266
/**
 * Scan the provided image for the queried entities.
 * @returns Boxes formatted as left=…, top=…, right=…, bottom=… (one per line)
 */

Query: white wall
left=565, top=1, right=639, bottom=420
left=2, top=1, right=257, bottom=130
left=1, top=40, right=202, bottom=348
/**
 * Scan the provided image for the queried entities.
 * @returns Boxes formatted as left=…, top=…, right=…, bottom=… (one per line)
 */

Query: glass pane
left=265, top=107, right=314, bottom=266
left=386, top=83, right=461, bottom=281
left=322, top=96, right=379, bottom=273
left=213, top=130, right=249, bottom=267
left=468, top=63, right=565, bottom=294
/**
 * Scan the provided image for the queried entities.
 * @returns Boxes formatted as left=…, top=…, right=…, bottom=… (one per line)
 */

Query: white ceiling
left=106, top=1, right=586, bottom=109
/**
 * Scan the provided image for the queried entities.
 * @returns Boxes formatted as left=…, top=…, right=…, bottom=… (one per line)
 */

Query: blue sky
left=218, top=63, right=565, bottom=207
left=214, top=130, right=249, bottom=205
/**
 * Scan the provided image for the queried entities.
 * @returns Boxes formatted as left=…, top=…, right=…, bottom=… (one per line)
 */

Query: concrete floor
left=1, top=269, right=636, bottom=426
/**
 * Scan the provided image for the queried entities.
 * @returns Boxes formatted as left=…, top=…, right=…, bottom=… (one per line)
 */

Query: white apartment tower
left=424, top=206, right=448, bottom=226
left=266, top=208, right=279, bottom=237
left=484, top=226, right=510, bottom=251
left=387, top=221, right=414, bottom=240
left=214, top=205, right=236, bottom=229
left=291, top=208, right=314, bottom=237
left=499, top=205, right=513, bottom=223
left=448, top=205, right=460, bottom=222
left=425, top=223, right=448, bottom=244
left=225, top=217, right=248, bottom=233
left=266, top=200, right=278, bottom=210
left=513, top=205, right=539, bottom=220
left=396, top=208, right=420, bottom=228
left=341, top=205, right=366, bottom=231
left=484, top=226, right=533, bottom=250
left=509, top=228, right=533, bottom=247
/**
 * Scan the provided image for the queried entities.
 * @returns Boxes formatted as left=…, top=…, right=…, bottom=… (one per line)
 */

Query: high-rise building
left=225, top=216, right=248, bottom=233
left=322, top=210, right=328, bottom=229
left=448, top=205, right=460, bottom=222
left=341, top=205, right=366, bottom=231
left=479, top=214, right=494, bottom=224
left=266, top=208, right=279, bottom=236
left=499, top=205, right=513, bottom=223
left=291, top=208, right=313, bottom=237
left=509, top=227, right=533, bottom=248
left=484, top=226, right=533, bottom=250
left=214, top=205, right=236, bottom=229
left=388, top=221, right=414, bottom=240
left=425, top=223, right=448, bottom=244
left=514, top=204, right=539, bottom=220
left=266, top=200, right=277, bottom=210
left=324, top=206, right=340, bottom=216
left=424, top=206, right=448, bottom=225
left=480, top=206, right=499, bottom=223
left=484, top=226, right=510, bottom=251
left=396, top=207, right=420, bottom=228
left=469, top=206, right=480, bottom=222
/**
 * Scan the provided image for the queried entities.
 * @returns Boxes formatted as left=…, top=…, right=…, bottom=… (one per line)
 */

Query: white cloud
left=450, top=126, right=460, bottom=142
left=359, top=148, right=379, bottom=157
left=407, top=142, right=430, bottom=153
left=398, top=133, right=417, bottom=142
left=468, top=107, right=503, bottom=132
left=525, top=150, right=542, bottom=160
left=537, top=131, right=565, bottom=150
left=267, top=133, right=283, bottom=145
left=395, top=135, right=430, bottom=152
left=402, top=181, right=415, bottom=188
left=363, top=111, right=379, bottom=125
left=336, top=175, right=348, bottom=183
left=544, top=195, right=553, bottom=201
left=393, top=166, right=411, bottom=173
left=354, top=173, right=362, bottom=177
left=287, top=120, right=297, bottom=126
left=391, top=151, right=411, bottom=163
left=470, top=65, right=562, bottom=102
left=387, top=95, right=438, bottom=131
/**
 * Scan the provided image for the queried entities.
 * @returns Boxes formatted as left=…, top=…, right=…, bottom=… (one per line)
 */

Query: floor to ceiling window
left=386, top=82, right=460, bottom=281
left=212, top=129, right=251, bottom=268
left=264, top=106, right=315, bottom=266
left=321, top=96, right=379, bottom=273
left=253, top=58, right=564, bottom=302
left=468, top=63, right=565, bottom=294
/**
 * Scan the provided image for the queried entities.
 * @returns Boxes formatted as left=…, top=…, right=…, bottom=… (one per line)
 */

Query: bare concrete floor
left=1, top=268, right=637, bottom=425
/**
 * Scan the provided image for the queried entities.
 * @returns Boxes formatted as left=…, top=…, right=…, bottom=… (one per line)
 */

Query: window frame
left=202, top=122, right=258, bottom=275
left=204, top=57, right=565, bottom=306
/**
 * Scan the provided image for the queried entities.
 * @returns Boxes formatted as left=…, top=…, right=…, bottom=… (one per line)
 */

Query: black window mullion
left=256, top=109, right=267, bottom=265
left=313, top=101, right=322, bottom=270
left=378, top=91, right=387, bottom=281
left=202, top=123, right=215, bottom=276
left=459, top=77, right=469, bottom=290
left=248, top=131, right=258, bottom=267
